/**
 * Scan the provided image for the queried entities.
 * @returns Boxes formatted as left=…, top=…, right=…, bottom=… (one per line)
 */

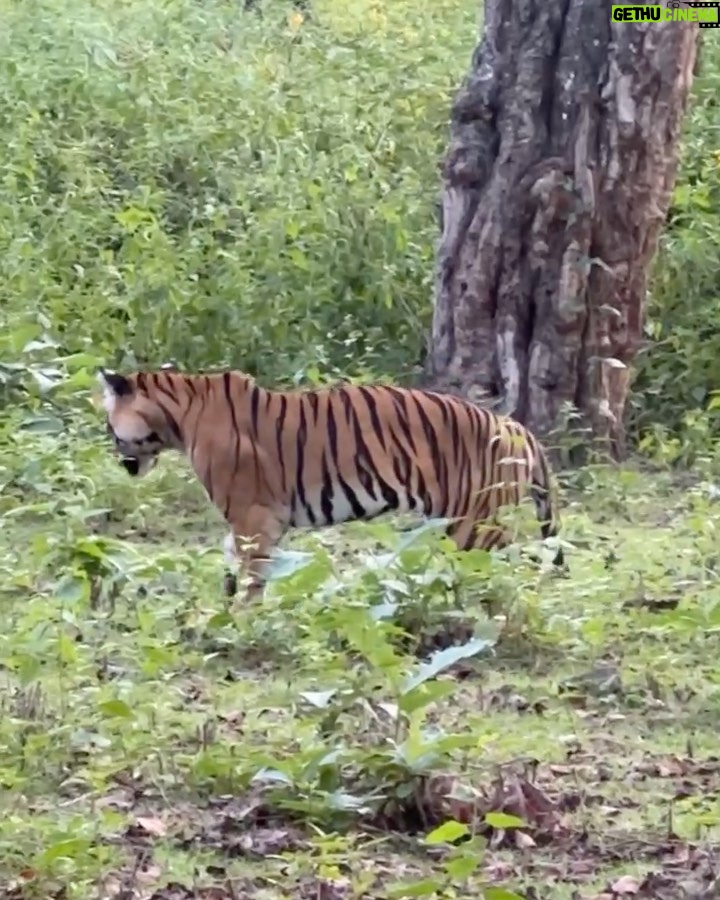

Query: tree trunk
left=424, top=0, right=699, bottom=460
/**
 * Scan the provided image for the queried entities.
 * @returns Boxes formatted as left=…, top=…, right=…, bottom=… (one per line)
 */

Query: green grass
left=0, top=0, right=477, bottom=383
left=2, top=420, right=720, bottom=899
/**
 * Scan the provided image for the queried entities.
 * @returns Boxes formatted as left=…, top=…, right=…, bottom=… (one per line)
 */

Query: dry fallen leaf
left=136, top=816, right=167, bottom=837
left=99, top=875, right=126, bottom=899
left=514, top=831, right=536, bottom=849
left=198, top=889, right=234, bottom=900
left=610, top=874, right=640, bottom=895
left=136, top=863, right=163, bottom=885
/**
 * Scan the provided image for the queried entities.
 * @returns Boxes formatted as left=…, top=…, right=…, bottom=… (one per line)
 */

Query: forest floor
left=2, top=455, right=720, bottom=900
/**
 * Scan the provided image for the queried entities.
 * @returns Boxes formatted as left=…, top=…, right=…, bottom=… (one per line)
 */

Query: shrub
left=0, top=0, right=477, bottom=386
left=629, top=44, right=720, bottom=450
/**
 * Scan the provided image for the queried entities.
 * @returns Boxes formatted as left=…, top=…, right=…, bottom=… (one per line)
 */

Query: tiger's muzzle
left=119, top=454, right=158, bottom=478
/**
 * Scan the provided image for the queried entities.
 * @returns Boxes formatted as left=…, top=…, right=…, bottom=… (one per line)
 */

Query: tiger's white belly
left=290, top=478, right=416, bottom=527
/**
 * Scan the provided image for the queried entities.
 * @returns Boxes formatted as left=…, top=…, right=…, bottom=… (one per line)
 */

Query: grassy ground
left=2, top=421, right=720, bottom=900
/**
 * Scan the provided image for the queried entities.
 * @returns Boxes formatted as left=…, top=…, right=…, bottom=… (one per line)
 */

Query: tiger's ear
left=97, top=368, right=133, bottom=411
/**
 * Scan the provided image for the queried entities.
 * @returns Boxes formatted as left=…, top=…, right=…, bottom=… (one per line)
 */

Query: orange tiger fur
left=98, top=367, right=563, bottom=599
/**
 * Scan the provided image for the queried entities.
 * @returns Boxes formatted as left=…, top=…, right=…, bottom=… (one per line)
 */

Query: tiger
left=97, top=366, right=564, bottom=600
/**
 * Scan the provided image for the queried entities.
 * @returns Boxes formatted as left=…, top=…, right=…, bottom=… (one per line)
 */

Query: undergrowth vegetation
left=630, top=37, right=720, bottom=454
left=2, top=0, right=718, bottom=444
left=4, top=410, right=720, bottom=898
left=2, top=0, right=720, bottom=898
left=1, top=0, right=475, bottom=385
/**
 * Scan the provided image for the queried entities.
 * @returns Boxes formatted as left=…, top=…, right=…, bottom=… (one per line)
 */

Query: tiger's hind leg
left=443, top=516, right=511, bottom=614
left=446, top=515, right=511, bottom=555
left=455, top=516, right=563, bottom=571
left=463, top=518, right=563, bottom=570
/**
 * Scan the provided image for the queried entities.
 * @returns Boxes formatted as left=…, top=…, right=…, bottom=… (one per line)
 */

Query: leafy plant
left=629, top=47, right=720, bottom=448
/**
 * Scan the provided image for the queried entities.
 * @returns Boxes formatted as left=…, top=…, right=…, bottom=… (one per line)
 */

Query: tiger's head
left=98, top=368, right=177, bottom=478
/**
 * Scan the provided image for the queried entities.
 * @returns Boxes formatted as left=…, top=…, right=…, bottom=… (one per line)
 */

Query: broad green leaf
left=289, top=248, right=310, bottom=270
left=299, top=689, right=337, bottom=708
left=427, top=733, right=482, bottom=755
left=369, top=600, right=399, bottom=621
left=32, top=369, right=63, bottom=393
left=98, top=699, right=134, bottom=719
left=326, top=790, right=373, bottom=812
left=207, top=611, right=235, bottom=630
left=74, top=539, right=110, bottom=559
left=37, top=837, right=89, bottom=865
left=60, top=352, right=104, bottom=370
left=23, top=338, right=59, bottom=353
left=251, top=768, right=294, bottom=786
left=266, top=549, right=315, bottom=581
left=57, top=633, right=78, bottom=665
left=425, top=819, right=469, bottom=845
left=19, top=415, right=64, bottom=433
left=385, top=878, right=443, bottom=897
left=397, top=517, right=453, bottom=551
left=484, top=889, right=526, bottom=900
left=115, top=206, right=156, bottom=232
left=445, top=853, right=481, bottom=880
left=398, top=679, right=456, bottom=714
left=485, top=812, right=526, bottom=829
left=55, top=576, right=89, bottom=604
left=402, top=638, right=495, bottom=693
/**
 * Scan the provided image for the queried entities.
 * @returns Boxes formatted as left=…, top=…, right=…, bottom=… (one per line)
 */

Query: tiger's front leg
left=221, top=505, right=287, bottom=601
left=222, top=532, right=274, bottom=600
left=223, top=532, right=240, bottom=597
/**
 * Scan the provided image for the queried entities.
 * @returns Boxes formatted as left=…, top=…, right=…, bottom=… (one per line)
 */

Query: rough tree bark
left=424, top=0, right=699, bottom=459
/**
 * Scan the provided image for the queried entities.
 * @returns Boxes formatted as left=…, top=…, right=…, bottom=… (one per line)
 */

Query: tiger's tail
left=529, top=437, right=564, bottom=567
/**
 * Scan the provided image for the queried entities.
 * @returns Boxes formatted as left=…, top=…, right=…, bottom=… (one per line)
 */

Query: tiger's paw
left=223, top=571, right=238, bottom=597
